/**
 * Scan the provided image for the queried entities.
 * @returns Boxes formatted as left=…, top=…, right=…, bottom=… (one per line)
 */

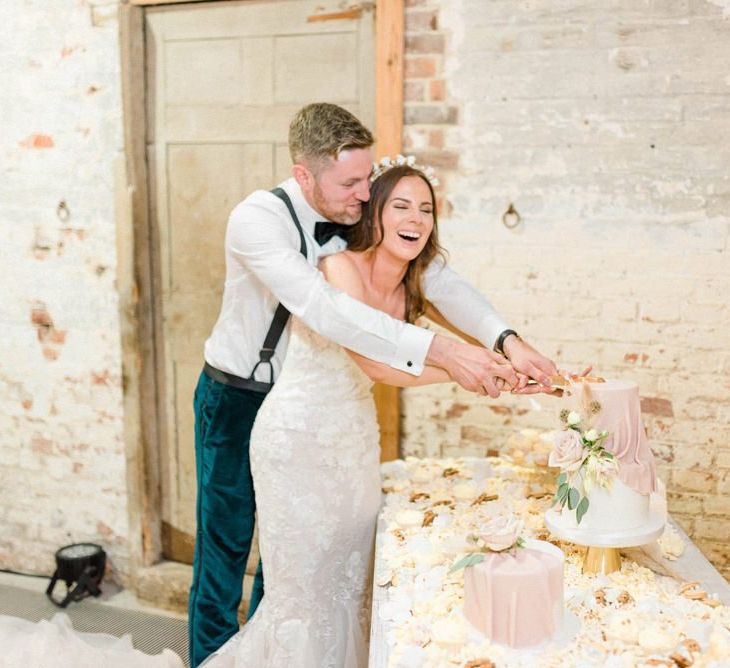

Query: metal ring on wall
left=56, top=200, right=70, bottom=222
left=501, top=203, right=521, bottom=229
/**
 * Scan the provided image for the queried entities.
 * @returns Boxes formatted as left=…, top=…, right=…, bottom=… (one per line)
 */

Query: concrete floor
left=0, top=568, right=186, bottom=620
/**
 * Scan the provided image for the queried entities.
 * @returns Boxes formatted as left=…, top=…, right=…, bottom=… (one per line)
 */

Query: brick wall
left=1, top=0, right=728, bottom=588
left=0, top=1, right=132, bottom=581
left=402, top=0, right=730, bottom=579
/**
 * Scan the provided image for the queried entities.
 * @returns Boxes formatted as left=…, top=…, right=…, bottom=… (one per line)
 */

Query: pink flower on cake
left=476, top=515, right=524, bottom=552
left=549, top=429, right=585, bottom=472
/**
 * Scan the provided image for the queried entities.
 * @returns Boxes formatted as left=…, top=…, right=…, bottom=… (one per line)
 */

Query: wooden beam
left=374, top=0, right=404, bottom=463
left=375, top=0, right=404, bottom=161
left=129, top=0, right=210, bottom=6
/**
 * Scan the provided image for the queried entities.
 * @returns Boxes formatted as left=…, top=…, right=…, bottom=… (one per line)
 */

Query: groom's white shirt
left=204, top=178, right=509, bottom=382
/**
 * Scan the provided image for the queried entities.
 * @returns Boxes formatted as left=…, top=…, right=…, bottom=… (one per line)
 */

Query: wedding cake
left=548, top=378, right=658, bottom=532
left=452, top=516, right=566, bottom=648
left=463, top=539, right=565, bottom=647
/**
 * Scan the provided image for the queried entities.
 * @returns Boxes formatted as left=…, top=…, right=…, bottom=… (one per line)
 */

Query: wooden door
left=145, top=0, right=376, bottom=562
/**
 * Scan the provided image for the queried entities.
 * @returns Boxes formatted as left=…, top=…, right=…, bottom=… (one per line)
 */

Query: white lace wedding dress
left=203, top=318, right=382, bottom=668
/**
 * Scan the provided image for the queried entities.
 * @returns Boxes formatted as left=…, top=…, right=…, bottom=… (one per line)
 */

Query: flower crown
left=371, top=154, right=440, bottom=187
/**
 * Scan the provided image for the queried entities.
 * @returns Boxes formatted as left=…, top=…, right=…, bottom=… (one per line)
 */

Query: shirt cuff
left=390, top=323, right=434, bottom=376
left=476, top=314, right=513, bottom=350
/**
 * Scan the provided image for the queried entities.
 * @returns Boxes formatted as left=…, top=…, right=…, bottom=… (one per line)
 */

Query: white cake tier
left=552, top=477, right=650, bottom=532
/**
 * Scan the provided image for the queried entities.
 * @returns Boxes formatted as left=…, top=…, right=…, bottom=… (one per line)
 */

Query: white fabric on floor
left=0, top=612, right=184, bottom=668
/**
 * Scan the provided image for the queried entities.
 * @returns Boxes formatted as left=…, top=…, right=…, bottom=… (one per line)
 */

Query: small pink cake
left=463, top=540, right=564, bottom=647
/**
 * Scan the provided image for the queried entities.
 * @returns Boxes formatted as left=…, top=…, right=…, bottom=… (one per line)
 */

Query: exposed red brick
left=445, top=402, right=469, bottom=418
left=60, top=45, right=80, bottom=58
left=49, top=329, right=66, bottom=344
left=406, top=10, right=438, bottom=32
left=641, top=397, right=674, bottom=418
left=413, top=149, right=458, bottom=169
left=92, top=369, right=111, bottom=386
left=405, top=105, right=458, bottom=125
left=428, top=129, right=444, bottom=150
left=21, top=399, right=33, bottom=411
left=406, top=33, right=445, bottom=54
left=31, top=436, right=53, bottom=455
left=42, top=347, right=59, bottom=361
left=435, top=196, right=453, bottom=216
left=405, top=80, right=425, bottom=102
left=20, top=134, right=54, bottom=149
left=73, top=463, right=83, bottom=474
left=429, top=79, right=445, bottom=101
left=624, top=352, right=638, bottom=363
left=486, top=448, right=500, bottom=457
left=489, top=405, right=513, bottom=415
left=87, top=85, right=99, bottom=94
left=405, top=56, right=437, bottom=78
left=31, top=305, right=53, bottom=328
left=96, top=521, right=114, bottom=540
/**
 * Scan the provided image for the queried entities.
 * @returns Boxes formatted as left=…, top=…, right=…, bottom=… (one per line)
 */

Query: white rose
left=584, top=429, right=599, bottom=442
left=452, top=482, right=477, bottom=500
left=638, top=624, right=675, bottom=652
left=567, top=411, right=581, bottom=426
left=476, top=515, right=523, bottom=552
left=548, top=429, right=585, bottom=472
left=605, top=612, right=639, bottom=643
left=395, top=510, right=423, bottom=528
left=430, top=617, right=467, bottom=646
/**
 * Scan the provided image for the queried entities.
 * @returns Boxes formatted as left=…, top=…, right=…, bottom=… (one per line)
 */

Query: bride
left=203, top=161, right=472, bottom=667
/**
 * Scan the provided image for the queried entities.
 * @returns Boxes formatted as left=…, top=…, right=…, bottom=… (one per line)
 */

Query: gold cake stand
left=582, top=546, right=622, bottom=574
left=544, top=494, right=666, bottom=575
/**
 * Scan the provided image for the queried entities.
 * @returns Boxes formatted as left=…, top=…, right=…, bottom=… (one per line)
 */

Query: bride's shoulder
left=319, top=251, right=365, bottom=299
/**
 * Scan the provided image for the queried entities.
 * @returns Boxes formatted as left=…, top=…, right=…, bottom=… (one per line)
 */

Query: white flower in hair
left=371, top=154, right=440, bottom=187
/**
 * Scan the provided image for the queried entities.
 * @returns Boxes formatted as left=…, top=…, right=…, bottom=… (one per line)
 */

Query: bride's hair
left=347, top=165, right=447, bottom=324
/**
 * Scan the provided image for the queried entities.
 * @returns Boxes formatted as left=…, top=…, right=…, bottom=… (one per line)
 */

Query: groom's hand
left=427, top=335, right=519, bottom=397
left=502, top=336, right=559, bottom=394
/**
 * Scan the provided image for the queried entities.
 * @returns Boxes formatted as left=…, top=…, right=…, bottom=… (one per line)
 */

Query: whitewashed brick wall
left=1, top=0, right=728, bottom=588
left=0, top=1, right=130, bottom=580
left=402, top=0, right=730, bottom=578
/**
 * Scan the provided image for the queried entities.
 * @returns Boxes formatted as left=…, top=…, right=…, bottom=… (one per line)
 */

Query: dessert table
left=369, top=456, right=730, bottom=668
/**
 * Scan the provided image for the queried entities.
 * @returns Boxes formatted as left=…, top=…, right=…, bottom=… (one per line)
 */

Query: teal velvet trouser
left=188, top=370, right=266, bottom=667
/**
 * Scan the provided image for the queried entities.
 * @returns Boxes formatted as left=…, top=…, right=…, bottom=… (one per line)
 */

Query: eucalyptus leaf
left=557, top=472, right=567, bottom=486
left=576, top=497, right=590, bottom=524
left=567, top=487, right=579, bottom=510
left=556, top=482, right=569, bottom=505
left=448, top=553, right=485, bottom=574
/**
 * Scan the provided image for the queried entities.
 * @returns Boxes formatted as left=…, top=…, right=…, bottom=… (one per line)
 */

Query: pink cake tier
left=582, top=379, right=657, bottom=495
left=463, top=540, right=564, bottom=648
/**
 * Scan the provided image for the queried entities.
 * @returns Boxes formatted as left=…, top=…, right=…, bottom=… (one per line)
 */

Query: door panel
left=146, top=0, right=375, bottom=563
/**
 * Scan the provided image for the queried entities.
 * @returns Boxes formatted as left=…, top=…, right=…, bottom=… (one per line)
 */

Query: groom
left=188, top=102, right=558, bottom=666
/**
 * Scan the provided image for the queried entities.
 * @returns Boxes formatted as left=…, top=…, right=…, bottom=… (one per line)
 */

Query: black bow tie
left=314, top=221, right=350, bottom=246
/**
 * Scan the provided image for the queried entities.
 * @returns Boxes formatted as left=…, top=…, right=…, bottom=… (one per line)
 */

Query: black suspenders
left=203, top=187, right=308, bottom=394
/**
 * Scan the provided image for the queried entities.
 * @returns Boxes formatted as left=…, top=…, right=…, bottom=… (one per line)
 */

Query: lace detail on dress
left=203, top=319, right=381, bottom=668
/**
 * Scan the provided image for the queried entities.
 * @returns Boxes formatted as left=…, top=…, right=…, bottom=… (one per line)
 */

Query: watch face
left=58, top=544, right=100, bottom=560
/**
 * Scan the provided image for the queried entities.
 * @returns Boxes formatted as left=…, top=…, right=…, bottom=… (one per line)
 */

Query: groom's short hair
left=289, top=103, right=374, bottom=172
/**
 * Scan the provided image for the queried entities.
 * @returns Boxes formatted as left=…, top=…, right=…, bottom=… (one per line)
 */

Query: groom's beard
left=312, top=181, right=362, bottom=225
